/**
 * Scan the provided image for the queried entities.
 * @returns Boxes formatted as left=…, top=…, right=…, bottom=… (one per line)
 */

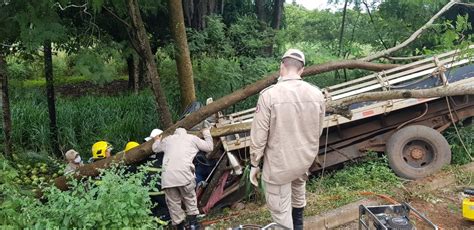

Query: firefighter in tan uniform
left=152, top=127, right=213, bottom=230
left=249, top=49, right=325, bottom=229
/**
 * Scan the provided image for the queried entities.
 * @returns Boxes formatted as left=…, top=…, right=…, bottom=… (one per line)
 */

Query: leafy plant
left=0, top=159, right=161, bottom=229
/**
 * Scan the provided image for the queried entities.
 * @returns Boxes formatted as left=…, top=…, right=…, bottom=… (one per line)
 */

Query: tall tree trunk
left=127, top=0, right=173, bottom=128
left=169, top=0, right=196, bottom=110
left=133, top=57, right=140, bottom=94
left=0, top=54, right=12, bottom=159
left=44, top=40, right=60, bottom=157
left=138, top=57, right=146, bottom=88
left=183, top=0, right=194, bottom=27
left=255, top=0, right=267, bottom=23
left=337, top=0, right=348, bottom=57
left=271, top=0, right=284, bottom=30
left=126, top=55, right=136, bottom=91
left=336, top=0, right=349, bottom=81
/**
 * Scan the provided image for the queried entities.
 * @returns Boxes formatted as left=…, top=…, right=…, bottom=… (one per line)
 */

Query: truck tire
left=386, top=125, right=451, bottom=180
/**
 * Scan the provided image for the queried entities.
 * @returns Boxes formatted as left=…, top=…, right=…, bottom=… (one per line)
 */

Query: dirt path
left=333, top=168, right=474, bottom=230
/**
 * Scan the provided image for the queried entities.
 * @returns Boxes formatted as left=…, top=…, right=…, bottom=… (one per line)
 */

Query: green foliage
left=72, top=46, right=124, bottom=85
left=309, top=154, right=401, bottom=196
left=9, top=90, right=160, bottom=158
left=5, top=55, right=37, bottom=80
left=0, top=159, right=159, bottom=228
left=445, top=123, right=474, bottom=165
left=187, top=16, right=235, bottom=57
left=227, top=15, right=275, bottom=57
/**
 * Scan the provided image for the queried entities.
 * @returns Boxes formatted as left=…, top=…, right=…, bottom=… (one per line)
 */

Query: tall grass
left=8, top=89, right=161, bottom=157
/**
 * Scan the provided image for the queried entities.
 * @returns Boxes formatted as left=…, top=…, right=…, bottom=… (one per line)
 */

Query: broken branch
left=361, top=0, right=459, bottom=62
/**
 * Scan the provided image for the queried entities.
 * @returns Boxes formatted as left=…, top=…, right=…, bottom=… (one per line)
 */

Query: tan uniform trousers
left=163, top=181, right=199, bottom=225
left=264, top=177, right=306, bottom=229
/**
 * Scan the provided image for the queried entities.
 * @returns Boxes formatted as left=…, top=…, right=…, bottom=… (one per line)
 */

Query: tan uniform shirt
left=152, top=128, right=213, bottom=189
left=250, top=74, right=325, bottom=185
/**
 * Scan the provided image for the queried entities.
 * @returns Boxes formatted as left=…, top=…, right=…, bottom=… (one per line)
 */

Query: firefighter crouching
left=152, top=126, right=213, bottom=230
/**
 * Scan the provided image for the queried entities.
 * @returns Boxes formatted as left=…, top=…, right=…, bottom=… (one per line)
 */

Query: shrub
left=0, top=158, right=160, bottom=229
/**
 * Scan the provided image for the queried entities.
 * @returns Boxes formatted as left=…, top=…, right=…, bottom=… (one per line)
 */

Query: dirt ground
left=335, top=172, right=474, bottom=230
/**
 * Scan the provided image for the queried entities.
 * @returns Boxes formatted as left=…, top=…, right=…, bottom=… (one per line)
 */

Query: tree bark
left=255, top=0, right=267, bottom=23
left=0, top=54, right=12, bottom=159
left=271, top=0, right=284, bottom=30
left=127, top=0, right=173, bottom=128
left=183, top=0, right=193, bottom=26
left=126, top=55, right=136, bottom=91
left=337, top=0, right=348, bottom=58
left=169, top=0, right=197, bottom=110
left=44, top=40, right=60, bottom=157
left=361, top=0, right=459, bottom=62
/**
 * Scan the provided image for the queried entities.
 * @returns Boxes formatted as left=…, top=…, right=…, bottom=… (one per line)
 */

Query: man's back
left=255, top=75, right=325, bottom=184
left=153, top=128, right=213, bottom=189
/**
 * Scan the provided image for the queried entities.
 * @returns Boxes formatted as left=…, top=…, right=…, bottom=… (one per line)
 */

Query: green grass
left=5, top=90, right=163, bottom=158
left=10, top=75, right=128, bottom=88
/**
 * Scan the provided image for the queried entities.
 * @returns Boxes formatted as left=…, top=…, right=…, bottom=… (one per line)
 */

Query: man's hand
left=249, top=166, right=260, bottom=187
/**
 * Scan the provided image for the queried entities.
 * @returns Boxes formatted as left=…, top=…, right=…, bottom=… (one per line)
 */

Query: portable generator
left=463, top=188, right=474, bottom=221
left=359, top=203, right=438, bottom=230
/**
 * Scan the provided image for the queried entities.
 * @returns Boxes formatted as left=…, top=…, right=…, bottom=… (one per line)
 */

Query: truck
left=195, top=47, right=474, bottom=213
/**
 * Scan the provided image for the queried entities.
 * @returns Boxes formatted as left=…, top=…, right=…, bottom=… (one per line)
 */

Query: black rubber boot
left=292, top=207, right=304, bottom=230
left=174, top=222, right=185, bottom=230
left=187, top=215, right=200, bottom=230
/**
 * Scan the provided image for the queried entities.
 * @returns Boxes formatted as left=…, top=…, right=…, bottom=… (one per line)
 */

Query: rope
left=317, top=118, right=331, bottom=189
left=445, top=96, right=473, bottom=160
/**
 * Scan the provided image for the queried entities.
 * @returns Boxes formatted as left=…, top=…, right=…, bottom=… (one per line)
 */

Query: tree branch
left=103, top=6, right=131, bottom=28
left=384, top=55, right=427, bottom=61
left=361, top=0, right=460, bottom=62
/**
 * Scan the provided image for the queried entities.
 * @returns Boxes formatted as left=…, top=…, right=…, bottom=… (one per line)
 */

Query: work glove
left=249, top=166, right=260, bottom=187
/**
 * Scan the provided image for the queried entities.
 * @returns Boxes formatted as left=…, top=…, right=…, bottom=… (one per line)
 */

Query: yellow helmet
left=91, top=141, right=112, bottom=159
left=124, top=141, right=140, bottom=153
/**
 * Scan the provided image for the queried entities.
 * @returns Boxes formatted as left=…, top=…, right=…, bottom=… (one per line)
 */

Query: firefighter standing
left=249, top=49, right=325, bottom=229
left=152, top=127, right=213, bottom=230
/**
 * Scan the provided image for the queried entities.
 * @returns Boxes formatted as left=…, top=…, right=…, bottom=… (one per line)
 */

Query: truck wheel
left=386, top=125, right=451, bottom=180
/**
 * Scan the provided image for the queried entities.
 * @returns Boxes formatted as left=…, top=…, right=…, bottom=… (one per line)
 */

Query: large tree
left=126, top=0, right=174, bottom=128
left=168, top=0, right=196, bottom=110
left=0, top=54, right=12, bottom=159
left=43, top=40, right=60, bottom=157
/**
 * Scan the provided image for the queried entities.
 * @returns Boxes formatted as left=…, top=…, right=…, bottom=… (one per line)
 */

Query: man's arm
left=193, top=128, right=213, bottom=152
left=250, top=93, right=271, bottom=167
left=152, top=136, right=165, bottom=153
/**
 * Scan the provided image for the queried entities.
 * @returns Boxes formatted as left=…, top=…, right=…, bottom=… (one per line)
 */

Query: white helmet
left=144, top=129, right=163, bottom=141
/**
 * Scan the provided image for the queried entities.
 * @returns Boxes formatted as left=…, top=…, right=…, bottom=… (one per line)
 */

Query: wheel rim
left=402, top=140, right=435, bottom=168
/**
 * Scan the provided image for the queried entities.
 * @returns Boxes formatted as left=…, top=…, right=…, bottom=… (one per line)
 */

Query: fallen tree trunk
left=194, top=84, right=474, bottom=138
